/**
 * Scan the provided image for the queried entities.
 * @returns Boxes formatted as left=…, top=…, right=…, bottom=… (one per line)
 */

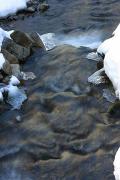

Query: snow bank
left=114, top=148, right=120, bottom=180
left=97, top=23, right=120, bottom=99
left=0, top=0, right=28, bottom=18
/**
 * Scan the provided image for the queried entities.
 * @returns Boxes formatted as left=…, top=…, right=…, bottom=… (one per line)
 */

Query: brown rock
left=10, top=30, right=33, bottom=48
left=2, top=60, right=12, bottom=75
left=29, top=32, right=45, bottom=48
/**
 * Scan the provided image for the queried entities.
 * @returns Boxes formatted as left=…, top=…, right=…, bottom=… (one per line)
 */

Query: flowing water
left=1, top=0, right=120, bottom=179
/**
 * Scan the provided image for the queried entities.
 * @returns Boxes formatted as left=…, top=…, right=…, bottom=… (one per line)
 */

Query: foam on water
left=39, top=31, right=102, bottom=51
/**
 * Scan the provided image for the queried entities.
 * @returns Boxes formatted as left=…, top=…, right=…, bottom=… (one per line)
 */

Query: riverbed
left=0, top=0, right=120, bottom=179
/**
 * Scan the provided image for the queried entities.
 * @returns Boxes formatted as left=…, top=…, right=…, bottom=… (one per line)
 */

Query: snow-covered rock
left=0, top=0, right=29, bottom=18
left=0, top=28, right=13, bottom=51
left=9, top=75, right=20, bottom=86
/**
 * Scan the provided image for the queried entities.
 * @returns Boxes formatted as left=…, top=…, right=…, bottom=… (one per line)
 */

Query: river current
left=0, top=0, right=120, bottom=179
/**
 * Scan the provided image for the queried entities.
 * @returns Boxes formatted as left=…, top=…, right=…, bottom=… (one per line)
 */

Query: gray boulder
left=1, top=38, right=30, bottom=62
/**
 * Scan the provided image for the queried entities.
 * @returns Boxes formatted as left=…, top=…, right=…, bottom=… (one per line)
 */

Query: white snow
left=114, top=148, right=120, bottom=180
left=9, top=75, right=20, bottom=86
left=113, top=23, right=120, bottom=36
left=0, top=0, right=29, bottom=18
left=0, top=53, right=5, bottom=69
left=96, top=23, right=120, bottom=99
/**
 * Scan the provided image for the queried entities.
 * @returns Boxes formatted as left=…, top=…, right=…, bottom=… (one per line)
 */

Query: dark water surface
left=1, top=0, right=120, bottom=179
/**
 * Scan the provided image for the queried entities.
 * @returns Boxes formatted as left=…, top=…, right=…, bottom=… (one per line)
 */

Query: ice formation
left=0, top=0, right=29, bottom=17
left=39, top=33, right=57, bottom=51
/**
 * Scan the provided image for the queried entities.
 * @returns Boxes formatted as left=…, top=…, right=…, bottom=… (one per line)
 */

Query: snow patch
left=114, top=148, right=120, bottom=180
left=0, top=0, right=29, bottom=18
left=9, top=76, right=20, bottom=86
left=0, top=53, right=5, bottom=69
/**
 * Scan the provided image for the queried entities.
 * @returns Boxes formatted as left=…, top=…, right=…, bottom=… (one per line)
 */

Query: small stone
left=16, top=115, right=22, bottom=122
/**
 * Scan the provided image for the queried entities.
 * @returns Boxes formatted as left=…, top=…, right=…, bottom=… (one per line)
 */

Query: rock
left=11, top=64, right=21, bottom=77
left=10, top=30, right=33, bottom=48
left=26, top=7, right=36, bottom=13
left=29, top=32, right=45, bottom=48
left=108, top=102, right=120, bottom=118
left=38, top=2, right=49, bottom=12
left=2, top=38, right=30, bottom=62
left=2, top=49, right=19, bottom=64
left=0, top=73, right=3, bottom=80
left=2, top=60, right=12, bottom=75
left=2, top=76, right=10, bottom=84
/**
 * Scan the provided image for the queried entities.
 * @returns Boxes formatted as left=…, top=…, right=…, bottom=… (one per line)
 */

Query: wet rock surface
left=0, top=0, right=120, bottom=180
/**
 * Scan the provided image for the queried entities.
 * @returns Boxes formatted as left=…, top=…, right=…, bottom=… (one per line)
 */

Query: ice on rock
left=88, top=68, right=105, bottom=85
left=0, top=0, right=29, bottom=18
left=86, top=52, right=101, bottom=61
left=7, top=85, right=27, bottom=110
left=39, top=33, right=57, bottom=51
left=114, top=147, right=120, bottom=180
left=20, top=71, right=36, bottom=80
